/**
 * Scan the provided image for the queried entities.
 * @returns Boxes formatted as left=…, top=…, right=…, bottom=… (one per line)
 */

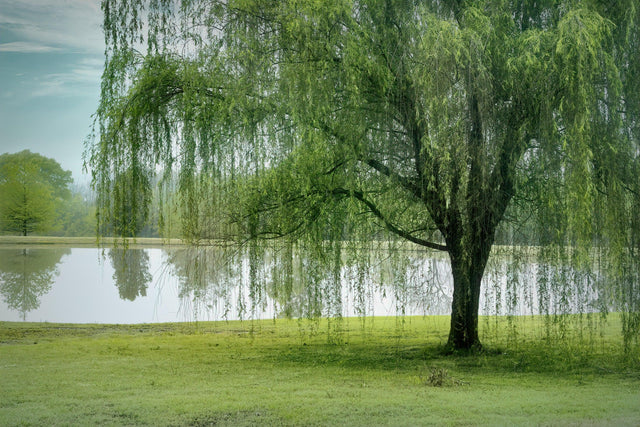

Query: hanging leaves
left=89, top=0, right=640, bottom=350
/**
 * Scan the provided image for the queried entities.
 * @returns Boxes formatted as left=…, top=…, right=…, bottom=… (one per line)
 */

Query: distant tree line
left=0, top=150, right=172, bottom=238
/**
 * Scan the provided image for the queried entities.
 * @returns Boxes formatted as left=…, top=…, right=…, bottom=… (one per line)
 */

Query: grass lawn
left=1, top=316, right=639, bottom=426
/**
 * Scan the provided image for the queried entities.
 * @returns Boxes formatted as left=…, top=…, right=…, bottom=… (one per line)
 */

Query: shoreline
left=0, top=235, right=190, bottom=248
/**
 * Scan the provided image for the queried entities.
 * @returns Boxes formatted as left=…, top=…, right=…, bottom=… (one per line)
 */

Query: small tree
left=0, top=150, right=72, bottom=236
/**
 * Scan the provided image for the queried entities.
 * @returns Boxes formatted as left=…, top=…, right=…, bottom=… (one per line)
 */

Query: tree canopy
left=89, top=0, right=639, bottom=350
left=0, top=150, right=73, bottom=236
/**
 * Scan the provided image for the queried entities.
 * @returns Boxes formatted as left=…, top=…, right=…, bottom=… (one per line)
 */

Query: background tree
left=55, top=192, right=97, bottom=237
left=96, top=167, right=151, bottom=237
left=89, top=0, right=639, bottom=350
left=0, top=150, right=73, bottom=236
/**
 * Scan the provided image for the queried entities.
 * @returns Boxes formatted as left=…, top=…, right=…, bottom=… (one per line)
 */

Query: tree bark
left=446, top=253, right=484, bottom=350
left=445, top=228, right=493, bottom=351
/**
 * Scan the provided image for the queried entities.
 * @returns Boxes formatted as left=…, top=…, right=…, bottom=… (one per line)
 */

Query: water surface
left=0, top=245, right=601, bottom=324
left=0, top=246, right=452, bottom=323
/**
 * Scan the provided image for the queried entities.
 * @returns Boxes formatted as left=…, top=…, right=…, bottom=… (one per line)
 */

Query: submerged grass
left=1, top=316, right=639, bottom=426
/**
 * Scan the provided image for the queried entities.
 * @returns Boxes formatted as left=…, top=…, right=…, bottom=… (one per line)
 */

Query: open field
left=1, top=316, right=639, bottom=426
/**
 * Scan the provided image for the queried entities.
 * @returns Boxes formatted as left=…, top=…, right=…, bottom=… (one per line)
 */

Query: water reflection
left=160, top=245, right=454, bottom=321
left=164, top=246, right=237, bottom=320
left=108, top=248, right=152, bottom=301
left=0, top=245, right=618, bottom=324
left=0, top=248, right=70, bottom=320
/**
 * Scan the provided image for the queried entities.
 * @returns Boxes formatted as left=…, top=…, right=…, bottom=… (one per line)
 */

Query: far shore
left=0, top=236, right=603, bottom=260
left=0, top=235, right=189, bottom=249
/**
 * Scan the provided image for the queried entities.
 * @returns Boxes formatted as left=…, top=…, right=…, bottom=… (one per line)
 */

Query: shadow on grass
left=269, top=338, right=639, bottom=378
left=2, top=320, right=638, bottom=378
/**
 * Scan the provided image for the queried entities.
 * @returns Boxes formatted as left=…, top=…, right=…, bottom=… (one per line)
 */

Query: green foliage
left=89, top=0, right=640, bottom=349
left=0, top=150, right=72, bottom=236
left=53, top=192, right=97, bottom=237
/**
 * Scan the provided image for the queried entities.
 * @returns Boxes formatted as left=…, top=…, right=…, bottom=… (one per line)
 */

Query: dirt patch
left=189, top=410, right=284, bottom=427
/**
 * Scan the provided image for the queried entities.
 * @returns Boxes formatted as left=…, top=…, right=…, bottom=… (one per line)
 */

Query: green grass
left=1, top=316, right=639, bottom=426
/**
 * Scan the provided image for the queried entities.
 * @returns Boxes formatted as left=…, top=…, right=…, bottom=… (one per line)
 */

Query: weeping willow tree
left=88, top=0, right=639, bottom=350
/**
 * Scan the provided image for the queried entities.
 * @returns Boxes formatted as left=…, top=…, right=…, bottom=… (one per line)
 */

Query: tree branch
left=364, top=158, right=422, bottom=200
left=332, top=188, right=448, bottom=251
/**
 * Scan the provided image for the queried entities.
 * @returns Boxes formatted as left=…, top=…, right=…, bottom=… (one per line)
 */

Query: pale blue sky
left=0, top=0, right=104, bottom=182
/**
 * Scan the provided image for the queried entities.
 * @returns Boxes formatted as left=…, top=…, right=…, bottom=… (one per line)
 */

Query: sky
left=0, top=0, right=104, bottom=183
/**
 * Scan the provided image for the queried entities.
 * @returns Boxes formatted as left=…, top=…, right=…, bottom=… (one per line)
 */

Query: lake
left=0, top=245, right=604, bottom=324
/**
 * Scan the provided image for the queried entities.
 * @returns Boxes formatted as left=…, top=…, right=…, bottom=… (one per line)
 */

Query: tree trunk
left=445, top=234, right=493, bottom=351
left=446, top=255, right=483, bottom=350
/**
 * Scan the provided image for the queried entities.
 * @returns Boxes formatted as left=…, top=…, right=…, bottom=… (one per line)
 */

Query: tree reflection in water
left=163, top=246, right=237, bottom=320
left=108, top=248, right=152, bottom=301
left=0, top=248, right=70, bottom=320
left=161, top=244, right=454, bottom=322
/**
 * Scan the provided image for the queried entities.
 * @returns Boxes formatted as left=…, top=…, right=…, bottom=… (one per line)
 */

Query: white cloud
left=30, top=57, right=103, bottom=98
left=0, top=41, right=61, bottom=53
left=0, top=1, right=105, bottom=99
left=0, top=0, right=104, bottom=54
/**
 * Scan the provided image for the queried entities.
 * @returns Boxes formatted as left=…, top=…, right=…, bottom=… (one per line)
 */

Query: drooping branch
left=332, top=188, right=448, bottom=251
left=364, top=158, right=421, bottom=200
